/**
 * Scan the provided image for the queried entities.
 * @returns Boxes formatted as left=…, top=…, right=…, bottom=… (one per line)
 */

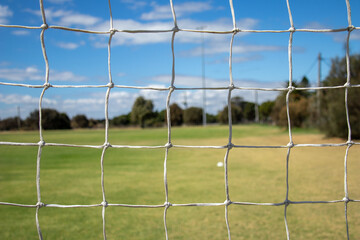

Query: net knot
left=343, top=82, right=351, bottom=88
left=38, top=140, right=46, bottom=146
left=41, top=24, right=48, bottom=30
left=165, top=142, right=173, bottom=149
left=233, top=28, right=240, bottom=34
left=169, top=86, right=176, bottom=92
left=287, top=142, right=294, bottom=148
left=284, top=199, right=291, bottom=207
left=164, top=202, right=172, bottom=208
left=227, top=143, right=234, bottom=149
left=109, top=28, right=116, bottom=35
left=287, top=86, right=295, bottom=92
left=224, top=199, right=232, bottom=206
left=107, top=82, right=114, bottom=88
left=103, top=142, right=111, bottom=148
left=347, top=25, right=355, bottom=32
left=228, top=84, right=235, bottom=90
left=346, top=140, right=354, bottom=147
left=36, top=202, right=45, bottom=208
left=342, top=197, right=350, bottom=203
left=43, top=83, right=52, bottom=90
left=172, top=26, right=179, bottom=32
left=288, top=26, right=296, bottom=32
left=101, top=201, right=108, bottom=207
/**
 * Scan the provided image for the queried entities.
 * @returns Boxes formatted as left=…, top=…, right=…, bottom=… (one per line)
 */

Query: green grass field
left=0, top=125, right=359, bottom=239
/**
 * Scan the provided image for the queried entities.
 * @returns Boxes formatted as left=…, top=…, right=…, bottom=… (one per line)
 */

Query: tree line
left=0, top=54, right=359, bottom=139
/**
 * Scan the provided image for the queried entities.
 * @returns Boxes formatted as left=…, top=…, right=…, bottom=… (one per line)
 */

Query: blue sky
left=0, top=0, right=359, bottom=119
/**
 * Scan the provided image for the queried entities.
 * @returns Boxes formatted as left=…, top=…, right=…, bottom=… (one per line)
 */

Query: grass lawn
left=0, top=124, right=359, bottom=239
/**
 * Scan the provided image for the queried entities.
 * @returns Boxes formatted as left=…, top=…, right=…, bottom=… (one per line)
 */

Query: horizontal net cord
left=1, top=141, right=359, bottom=150
left=1, top=81, right=360, bottom=92
left=0, top=141, right=359, bottom=149
left=1, top=23, right=358, bottom=35
left=1, top=198, right=357, bottom=209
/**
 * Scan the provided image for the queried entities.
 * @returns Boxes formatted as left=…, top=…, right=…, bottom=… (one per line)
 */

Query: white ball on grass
left=217, top=161, right=224, bottom=167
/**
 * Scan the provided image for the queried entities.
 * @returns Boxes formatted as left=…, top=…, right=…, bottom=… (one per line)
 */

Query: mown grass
left=0, top=124, right=359, bottom=239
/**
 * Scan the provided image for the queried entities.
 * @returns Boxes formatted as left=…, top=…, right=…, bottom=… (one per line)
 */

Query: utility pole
left=317, top=53, right=321, bottom=126
left=17, top=106, right=21, bottom=129
left=200, top=27, right=207, bottom=126
left=254, top=90, right=259, bottom=123
left=183, top=91, right=188, bottom=109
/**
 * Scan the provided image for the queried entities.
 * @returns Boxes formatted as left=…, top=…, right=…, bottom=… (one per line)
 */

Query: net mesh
left=0, top=0, right=359, bottom=239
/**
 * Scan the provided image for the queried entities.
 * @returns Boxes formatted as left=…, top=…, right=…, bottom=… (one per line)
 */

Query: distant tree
left=0, top=117, right=22, bottom=131
left=259, top=101, right=275, bottom=122
left=25, top=108, right=71, bottom=130
left=231, top=96, right=243, bottom=108
left=130, top=96, right=154, bottom=128
left=206, top=113, right=217, bottom=124
left=71, top=114, right=89, bottom=128
left=111, top=113, right=130, bottom=127
left=184, top=107, right=203, bottom=125
left=243, top=102, right=256, bottom=122
left=320, top=54, right=360, bottom=139
left=217, top=104, right=242, bottom=124
left=271, top=78, right=313, bottom=128
left=89, top=118, right=105, bottom=128
left=157, top=109, right=166, bottom=124
left=169, top=103, right=183, bottom=126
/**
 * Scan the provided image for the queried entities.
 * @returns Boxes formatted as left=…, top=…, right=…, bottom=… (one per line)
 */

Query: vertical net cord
left=284, top=148, right=291, bottom=240
left=163, top=1, right=177, bottom=239
left=344, top=145, right=351, bottom=240
left=284, top=0, right=295, bottom=239
left=35, top=1, right=49, bottom=239
left=223, top=2, right=236, bottom=239
left=101, top=1, right=115, bottom=238
left=343, top=1, right=353, bottom=239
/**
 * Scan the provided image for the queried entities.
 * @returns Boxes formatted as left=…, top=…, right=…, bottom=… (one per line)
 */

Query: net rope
left=0, top=0, right=359, bottom=239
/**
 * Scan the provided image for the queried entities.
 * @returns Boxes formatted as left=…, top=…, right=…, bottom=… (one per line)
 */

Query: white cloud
left=11, top=30, right=31, bottom=36
left=151, top=74, right=283, bottom=90
left=0, top=67, right=43, bottom=82
left=0, top=5, right=13, bottom=24
left=0, top=66, right=87, bottom=82
left=182, top=41, right=284, bottom=57
left=121, top=0, right=147, bottom=10
left=28, top=8, right=101, bottom=27
left=0, top=93, right=57, bottom=105
left=141, top=1, right=213, bottom=21
left=56, top=41, right=85, bottom=50
left=50, top=70, right=87, bottom=82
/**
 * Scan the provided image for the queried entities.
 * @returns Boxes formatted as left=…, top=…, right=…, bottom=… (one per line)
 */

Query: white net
left=0, top=0, right=359, bottom=239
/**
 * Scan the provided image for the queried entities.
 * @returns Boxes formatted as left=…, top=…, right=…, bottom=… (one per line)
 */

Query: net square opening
left=229, top=148, right=287, bottom=203
left=40, top=146, right=103, bottom=205
left=104, top=147, right=165, bottom=205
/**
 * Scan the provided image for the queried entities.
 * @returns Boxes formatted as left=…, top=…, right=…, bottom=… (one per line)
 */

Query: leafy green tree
left=243, top=102, right=256, bottom=122
left=25, top=108, right=71, bottom=130
left=271, top=77, right=313, bottom=128
left=184, top=107, right=203, bottom=125
left=0, top=117, right=22, bottom=131
left=217, top=104, right=242, bottom=124
left=321, top=54, right=360, bottom=139
left=71, top=114, right=89, bottom=128
left=169, top=103, right=183, bottom=126
left=111, top=114, right=130, bottom=127
left=130, top=96, right=154, bottom=128
left=206, top=113, right=217, bottom=124
left=259, top=101, right=275, bottom=122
